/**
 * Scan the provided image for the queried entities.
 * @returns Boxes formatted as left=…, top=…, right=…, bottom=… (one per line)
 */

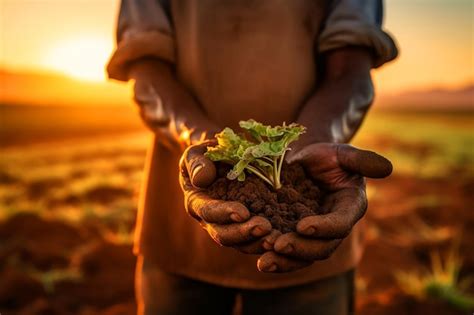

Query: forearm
left=296, top=47, right=374, bottom=145
left=129, top=58, right=220, bottom=148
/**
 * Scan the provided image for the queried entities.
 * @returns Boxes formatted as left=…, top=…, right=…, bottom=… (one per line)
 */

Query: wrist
left=189, top=123, right=221, bottom=144
left=157, top=120, right=220, bottom=152
left=295, top=75, right=374, bottom=146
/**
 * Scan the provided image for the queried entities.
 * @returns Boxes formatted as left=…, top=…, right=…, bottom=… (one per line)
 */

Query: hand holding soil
left=179, top=120, right=393, bottom=273
left=257, top=143, right=393, bottom=273
left=179, top=141, right=279, bottom=255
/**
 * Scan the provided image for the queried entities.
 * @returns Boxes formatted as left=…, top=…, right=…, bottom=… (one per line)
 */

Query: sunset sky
left=0, top=0, right=473, bottom=96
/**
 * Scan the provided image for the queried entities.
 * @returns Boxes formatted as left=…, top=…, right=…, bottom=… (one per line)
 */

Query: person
left=107, top=0, right=398, bottom=314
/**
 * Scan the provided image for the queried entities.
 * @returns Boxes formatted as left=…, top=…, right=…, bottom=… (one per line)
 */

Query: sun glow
left=43, top=37, right=113, bottom=82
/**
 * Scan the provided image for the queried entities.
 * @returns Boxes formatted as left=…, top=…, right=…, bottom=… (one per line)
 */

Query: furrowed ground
left=0, top=106, right=473, bottom=315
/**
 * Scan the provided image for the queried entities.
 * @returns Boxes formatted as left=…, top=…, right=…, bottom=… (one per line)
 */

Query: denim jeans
left=136, top=255, right=354, bottom=315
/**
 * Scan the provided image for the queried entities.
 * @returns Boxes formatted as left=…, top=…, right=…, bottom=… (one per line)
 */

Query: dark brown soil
left=207, top=163, right=324, bottom=233
left=0, top=214, right=136, bottom=315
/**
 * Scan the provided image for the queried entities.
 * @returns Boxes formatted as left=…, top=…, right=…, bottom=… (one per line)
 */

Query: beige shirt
left=108, top=0, right=397, bottom=289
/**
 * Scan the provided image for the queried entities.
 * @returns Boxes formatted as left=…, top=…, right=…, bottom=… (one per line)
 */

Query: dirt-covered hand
left=257, top=143, right=392, bottom=272
left=179, top=141, right=276, bottom=254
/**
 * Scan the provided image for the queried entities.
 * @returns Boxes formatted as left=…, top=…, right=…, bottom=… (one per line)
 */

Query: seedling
left=205, top=119, right=306, bottom=189
left=29, top=267, right=83, bottom=293
left=395, top=245, right=474, bottom=310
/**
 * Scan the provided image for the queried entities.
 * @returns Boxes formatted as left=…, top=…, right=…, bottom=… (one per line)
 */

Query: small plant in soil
left=205, top=120, right=325, bottom=233
left=206, top=119, right=306, bottom=189
left=395, top=245, right=474, bottom=311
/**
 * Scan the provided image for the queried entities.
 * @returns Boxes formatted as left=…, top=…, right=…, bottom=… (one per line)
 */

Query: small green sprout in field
left=395, top=246, right=474, bottom=311
left=30, top=267, right=83, bottom=293
left=205, top=119, right=306, bottom=189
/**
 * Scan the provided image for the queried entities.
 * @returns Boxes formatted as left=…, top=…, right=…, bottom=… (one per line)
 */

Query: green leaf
left=228, top=159, right=250, bottom=180
left=205, top=149, right=232, bottom=162
left=252, top=158, right=273, bottom=170
left=205, top=120, right=307, bottom=188
left=237, top=172, right=246, bottom=181
left=205, top=127, right=253, bottom=162
left=239, top=119, right=285, bottom=139
left=239, top=119, right=306, bottom=140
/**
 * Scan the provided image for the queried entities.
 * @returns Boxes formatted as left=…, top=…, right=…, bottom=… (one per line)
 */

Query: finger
left=257, top=251, right=312, bottom=273
left=296, top=188, right=367, bottom=239
left=233, top=239, right=266, bottom=255
left=206, top=216, right=272, bottom=246
left=262, top=229, right=282, bottom=251
left=185, top=190, right=250, bottom=224
left=180, top=141, right=217, bottom=188
left=337, top=144, right=392, bottom=178
left=234, top=229, right=282, bottom=254
left=274, top=232, right=342, bottom=261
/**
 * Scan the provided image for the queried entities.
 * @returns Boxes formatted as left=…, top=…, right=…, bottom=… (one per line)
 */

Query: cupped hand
left=257, top=143, right=392, bottom=272
left=179, top=141, right=279, bottom=254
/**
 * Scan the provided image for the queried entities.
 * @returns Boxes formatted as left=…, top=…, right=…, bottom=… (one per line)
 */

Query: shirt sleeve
left=107, top=0, right=175, bottom=81
left=318, top=0, right=398, bottom=68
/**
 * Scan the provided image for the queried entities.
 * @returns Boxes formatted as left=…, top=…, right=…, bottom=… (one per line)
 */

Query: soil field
left=0, top=107, right=473, bottom=314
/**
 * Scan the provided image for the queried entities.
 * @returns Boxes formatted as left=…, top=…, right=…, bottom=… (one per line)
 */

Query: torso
left=172, top=0, right=330, bottom=129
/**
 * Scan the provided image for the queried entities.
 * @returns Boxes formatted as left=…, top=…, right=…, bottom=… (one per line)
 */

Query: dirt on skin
left=207, top=162, right=325, bottom=233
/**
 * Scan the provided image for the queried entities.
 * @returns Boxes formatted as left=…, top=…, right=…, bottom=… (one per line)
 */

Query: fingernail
left=279, top=243, right=294, bottom=254
left=191, top=164, right=204, bottom=178
left=230, top=213, right=243, bottom=222
left=266, top=264, right=277, bottom=272
left=251, top=226, right=266, bottom=237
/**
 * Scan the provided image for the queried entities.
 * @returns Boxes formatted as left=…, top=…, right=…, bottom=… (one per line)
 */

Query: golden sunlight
left=42, top=36, right=113, bottom=82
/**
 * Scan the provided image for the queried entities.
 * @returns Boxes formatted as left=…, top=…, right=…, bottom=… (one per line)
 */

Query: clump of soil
left=207, top=163, right=325, bottom=233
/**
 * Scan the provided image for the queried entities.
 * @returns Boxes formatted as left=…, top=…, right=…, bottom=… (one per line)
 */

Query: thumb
left=337, top=144, right=393, bottom=178
left=182, top=141, right=217, bottom=188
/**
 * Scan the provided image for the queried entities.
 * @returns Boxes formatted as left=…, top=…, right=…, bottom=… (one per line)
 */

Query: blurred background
left=0, top=0, right=473, bottom=314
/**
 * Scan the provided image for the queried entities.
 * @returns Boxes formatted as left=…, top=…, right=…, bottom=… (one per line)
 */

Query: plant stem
left=272, top=150, right=288, bottom=190
left=277, top=150, right=287, bottom=181
left=273, top=156, right=281, bottom=189
left=431, top=286, right=474, bottom=310
left=246, top=165, right=275, bottom=187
